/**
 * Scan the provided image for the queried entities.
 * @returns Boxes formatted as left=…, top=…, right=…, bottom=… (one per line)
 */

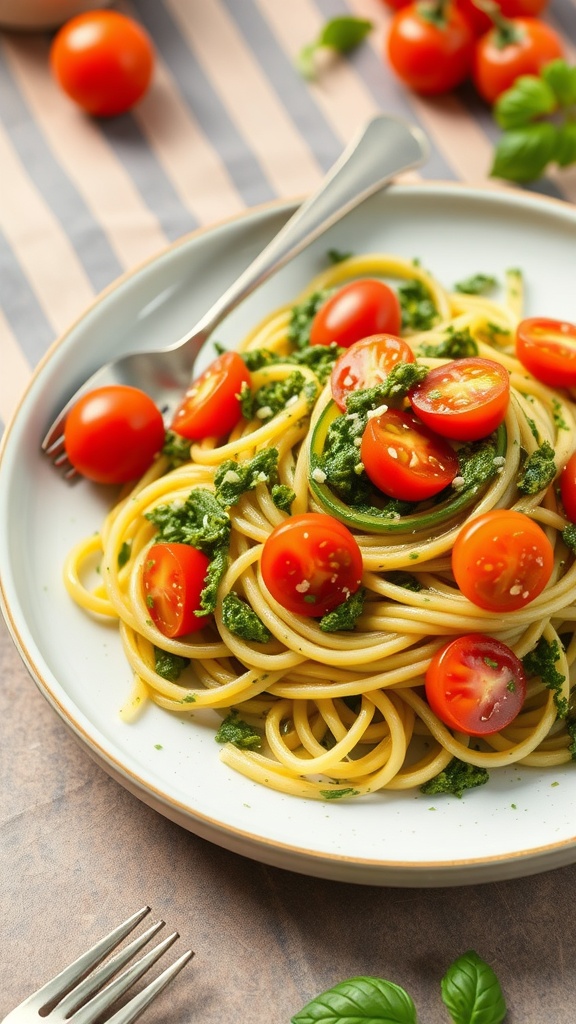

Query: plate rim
left=3, top=179, right=576, bottom=886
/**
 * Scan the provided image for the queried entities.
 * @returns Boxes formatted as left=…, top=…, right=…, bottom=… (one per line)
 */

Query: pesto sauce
left=215, top=711, right=262, bottom=750
left=420, top=758, right=489, bottom=798
left=221, top=593, right=272, bottom=643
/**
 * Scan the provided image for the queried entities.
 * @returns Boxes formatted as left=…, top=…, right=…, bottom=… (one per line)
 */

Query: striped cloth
left=1, top=0, right=576, bottom=430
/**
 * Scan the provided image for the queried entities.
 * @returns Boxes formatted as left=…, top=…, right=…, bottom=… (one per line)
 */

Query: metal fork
left=3, top=907, right=193, bottom=1024
left=41, top=114, right=428, bottom=477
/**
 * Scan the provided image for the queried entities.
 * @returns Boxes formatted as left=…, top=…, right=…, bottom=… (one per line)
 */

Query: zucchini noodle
left=64, top=253, right=576, bottom=801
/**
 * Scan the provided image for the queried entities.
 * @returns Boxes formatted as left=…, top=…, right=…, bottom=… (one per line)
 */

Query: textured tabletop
left=2, top=2, right=576, bottom=1021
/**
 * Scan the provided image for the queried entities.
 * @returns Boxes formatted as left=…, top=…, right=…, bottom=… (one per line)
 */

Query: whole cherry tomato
left=451, top=509, right=554, bottom=612
left=379, top=0, right=551, bottom=32
left=499, top=0, right=549, bottom=12
left=379, top=0, right=413, bottom=9
left=171, top=351, right=252, bottom=441
left=386, top=0, right=475, bottom=95
left=425, top=633, right=527, bottom=735
left=330, top=334, right=415, bottom=411
left=64, top=385, right=165, bottom=484
left=260, top=513, right=363, bottom=618
left=142, top=543, right=211, bottom=638
left=472, top=16, right=563, bottom=104
left=309, top=280, right=401, bottom=348
left=456, top=0, right=550, bottom=37
left=515, top=317, right=576, bottom=389
left=361, top=407, right=459, bottom=501
left=408, top=357, right=510, bottom=441
left=50, top=10, right=155, bottom=117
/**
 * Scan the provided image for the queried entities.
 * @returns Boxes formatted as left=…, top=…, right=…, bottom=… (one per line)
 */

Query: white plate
left=3, top=183, right=576, bottom=887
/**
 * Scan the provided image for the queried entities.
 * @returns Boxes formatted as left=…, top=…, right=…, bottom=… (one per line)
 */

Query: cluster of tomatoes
left=382, top=0, right=563, bottom=100
left=63, top=275, right=576, bottom=739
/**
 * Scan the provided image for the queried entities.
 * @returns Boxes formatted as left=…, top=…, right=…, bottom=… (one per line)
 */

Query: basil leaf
left=542, top=58, right=576, bottom=106
left=297, top=17, right=372, bottom=79
left=555, top=121, right=576, bottom=167
left=318, top=16, right=373, bottom=52
left=490, top=122, right=559, bottom=182
left=441, top=950, right=507, bottom=1024
left=494, top=74, right=556, bottom=129
left=291, top=976, right=417, bottom=1024
left=296, top=42, right=318, bottom=81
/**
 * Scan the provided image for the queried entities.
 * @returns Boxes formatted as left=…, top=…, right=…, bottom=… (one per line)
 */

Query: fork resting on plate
left=41, top=114, right=428, bottom=478
left=2, top=907, right=192, bottom=1024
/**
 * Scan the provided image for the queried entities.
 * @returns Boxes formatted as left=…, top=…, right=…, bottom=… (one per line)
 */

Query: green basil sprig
left=297, top=17, right=373, bottom=80
left=491, top=59, right=576, bottom=182
left=291, top=950, right=507, bottom=1024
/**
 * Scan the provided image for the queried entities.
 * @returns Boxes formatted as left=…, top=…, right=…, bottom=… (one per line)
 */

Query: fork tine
left=42, top=434, right=66, bottom=458
left=42, top=416, right=68, bottom=453
left=69, top=932, right=191, bottom=1024
left=29, top=907, right=152, bottom=1010
left=105, top=949, right=194, bottom=1024
left=41, top=433, right=79, bottom=479
left=54, top=920, right=166, bottom=1015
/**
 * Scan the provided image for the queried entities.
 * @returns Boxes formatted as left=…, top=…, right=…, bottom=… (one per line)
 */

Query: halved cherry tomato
left=452, top=509, right=554, bottom=612
left=386, top=0, right=475, bottom=95
left=361, top=407, right=459, bottom=501
left=560, top=451, right=576, bottom=523
left=171, top=351, right=251, bottom=441
left=142, top=542, right=211, bottom=638
left=409, top=357, right=510, bottom=441
left=331, top=334, right=415, bottom=411
left=472, top=16, right=563, bottom=104
left=50, top=10, right=155, bottom=117
left=515, top=317, right=576, bottom=389
left=260, top=512, right=363, bottom=618
left=64, top=384, right=165, bottom=484
left=425, top=633, right=527, bottom=736
left=309, top=279, right=401, bottom=348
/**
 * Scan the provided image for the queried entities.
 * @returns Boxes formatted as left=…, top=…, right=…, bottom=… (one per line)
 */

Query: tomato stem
left=415, top=0, right=454, bottom=29
left=471, top=0, right=522, bottom=46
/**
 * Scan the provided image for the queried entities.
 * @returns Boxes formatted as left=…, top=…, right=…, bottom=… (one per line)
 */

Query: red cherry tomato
left=409, top=357, right=510, bottom=441
left=142, top=543, right=211, bottom=638
left=515, top=317, right=576, bottom=389
left=498, top=0, right=550, bottom=15
left=50, top=10, right=155, bottom=117
left=361, top=407, right=459, bottom=501
left=309, top=280, right=401, bottom=348
left=472, top=17, right=563, bottom=104
left=260, top=513, right=363, bottom=618
left=425, top=634, right=527, bottom=736
left=456, top=0, right=549, bottom=36
left=379, top=0, right=412, bottom=9
left=455, top=0, right=492, bottom=35
left=64, top=385, right=165, bottom=484
left=330, top=334, right=415, bottom=411
left=171, top=351, right=251, bottom=441
left=560, top=452, right=576, bottom=523
left=386, top=0, right=475, bottom=95
left=452, top=509, right=554, bottom=612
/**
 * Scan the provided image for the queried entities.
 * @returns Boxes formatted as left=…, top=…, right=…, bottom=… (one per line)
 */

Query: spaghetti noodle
left=64, top=253, right=576, bottom=800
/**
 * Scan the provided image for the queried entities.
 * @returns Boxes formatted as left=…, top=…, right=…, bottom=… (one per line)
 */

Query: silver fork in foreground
left=3, top=907, right=193, bottom=1024
left=41, top=114, right=428, bottom=477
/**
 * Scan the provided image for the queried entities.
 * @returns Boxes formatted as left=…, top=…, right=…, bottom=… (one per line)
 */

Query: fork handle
left=172, top=114, right=428, bottom=356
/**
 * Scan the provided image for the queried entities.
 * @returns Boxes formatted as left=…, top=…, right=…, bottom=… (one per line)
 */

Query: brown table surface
left=3, top=2, right=576, bottom=1020
left=3, top=613, right=576, bottom=1023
